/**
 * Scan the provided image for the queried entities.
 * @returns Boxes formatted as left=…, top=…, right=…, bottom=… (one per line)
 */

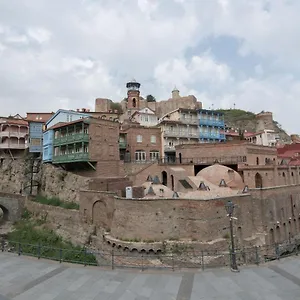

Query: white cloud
left=27, top=27, right=52, bottom=44
left=0, top=0, right=300, bottom=134
left=154, top=54, right=232, bottom=91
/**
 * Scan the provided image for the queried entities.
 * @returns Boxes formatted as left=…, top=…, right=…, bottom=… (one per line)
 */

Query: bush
left=32, top=195, right=79, bottom=210
left=7, top=220, right=97, bottom=265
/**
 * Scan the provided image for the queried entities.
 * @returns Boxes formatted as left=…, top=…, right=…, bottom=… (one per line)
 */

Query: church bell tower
left=126, top=79, right=141, bottom=110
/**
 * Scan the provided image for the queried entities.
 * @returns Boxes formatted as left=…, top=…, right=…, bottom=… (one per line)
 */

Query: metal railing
left=158, top=156, right=245, bottom=165
left=163, top=131, right=199, bottom=138
left=199, top=132, right=226, bottom=140
left=53, top=133, right=89, bottom=146
left=52, top=152, right=89, bottom=163
left=0, top=144, right=27, bottom=149
left=119, top=141, right=127, bottom=149
left=1, top=239, right=300, bottom=271
left=199, top=119, right=225, bottom=127
left=0, top=131, right=28, bottom=138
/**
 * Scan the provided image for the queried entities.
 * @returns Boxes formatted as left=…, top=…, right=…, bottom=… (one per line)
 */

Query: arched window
left=171, top=175, right=174, bottom=191
left=255, top=173, right=263, bottom=188
left=256, top=157, right=259, bottom=165
left=276, top=226, right=281, bottom=243
left=132, top=98, right=136, bottom=108
left=270, top=228, right=275, bottom=245
left=162, top=171, right=167, bottom=186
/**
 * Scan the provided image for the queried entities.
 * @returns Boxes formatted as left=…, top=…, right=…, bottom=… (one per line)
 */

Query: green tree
left=238, top=128, right=245, bottom=140
left=110, top=102, right=123, bottom=113
left=146, top=94, right=156, bottom=102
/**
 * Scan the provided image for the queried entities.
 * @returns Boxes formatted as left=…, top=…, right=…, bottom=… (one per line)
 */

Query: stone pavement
left=1, top=253, right=300, bottom=300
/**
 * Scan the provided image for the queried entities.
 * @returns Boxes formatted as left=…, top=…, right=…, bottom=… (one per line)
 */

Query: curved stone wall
left=110, top=194, right=254, bottom=242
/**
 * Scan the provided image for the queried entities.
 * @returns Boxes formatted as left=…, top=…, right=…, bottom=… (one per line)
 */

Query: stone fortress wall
left=79, top=184, right=300, bottom=253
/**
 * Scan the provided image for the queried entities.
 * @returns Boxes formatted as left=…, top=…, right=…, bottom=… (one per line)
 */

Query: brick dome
left=196, top=164, right=244, bottom=189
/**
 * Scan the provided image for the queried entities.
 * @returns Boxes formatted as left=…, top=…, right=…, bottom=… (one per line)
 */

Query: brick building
left=49, top=117, right=123, bottom=177
left=119, top=122, right=162, bottom=163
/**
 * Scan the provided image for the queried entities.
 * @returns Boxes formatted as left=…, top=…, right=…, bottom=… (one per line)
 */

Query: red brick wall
left=123, top=126, right=162, bottom=162
left=251, top=185, right=300, bottom=244
left=89, top=119, right=121, bottom=177
left=176, top=142, right=277, bottom=166
left=80, top=185, right=300, bottom=247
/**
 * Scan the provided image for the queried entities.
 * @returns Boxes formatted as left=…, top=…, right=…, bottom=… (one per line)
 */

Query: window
left=151, top=135, right=156, bottom=143
left=150, top=151, right=159, bottom=161
left=137, top=135, right=142, bottom=143
left=135, top=150, right=146, bottom=161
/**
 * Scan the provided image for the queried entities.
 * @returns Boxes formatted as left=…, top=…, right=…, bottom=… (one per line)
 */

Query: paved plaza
left=0, top=253, right=300, bottom=299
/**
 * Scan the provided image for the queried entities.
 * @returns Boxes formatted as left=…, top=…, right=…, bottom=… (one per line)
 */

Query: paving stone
left=1, top=253, right=300, bottom=299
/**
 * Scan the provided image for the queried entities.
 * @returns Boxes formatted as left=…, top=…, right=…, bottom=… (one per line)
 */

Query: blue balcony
left=199, top=119, right=224, bottom=127
left=199, top=132, right=226, bottom=140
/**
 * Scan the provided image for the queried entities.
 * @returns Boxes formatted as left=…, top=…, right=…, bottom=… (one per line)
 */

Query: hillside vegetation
left=215, top=109, right=290, bottom=141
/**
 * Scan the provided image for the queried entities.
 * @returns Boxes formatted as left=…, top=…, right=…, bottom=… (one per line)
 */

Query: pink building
left=0, top=117, right=29, bottom=151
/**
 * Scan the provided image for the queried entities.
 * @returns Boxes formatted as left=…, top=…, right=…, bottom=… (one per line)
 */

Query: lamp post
left=225, top=200, right=239, bottom=272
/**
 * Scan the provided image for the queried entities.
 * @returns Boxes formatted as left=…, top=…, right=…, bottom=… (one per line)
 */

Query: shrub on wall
left=7, top=217, right=97, bottom=266
left=32, top=195, right=79, bottom=210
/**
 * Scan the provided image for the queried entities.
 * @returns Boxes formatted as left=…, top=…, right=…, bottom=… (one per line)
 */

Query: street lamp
left=225, top=200, right=239, bottom=272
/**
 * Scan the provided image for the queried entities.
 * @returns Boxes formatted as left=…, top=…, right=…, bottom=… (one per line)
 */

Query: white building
left=158, top=108, right=200, bottom=160
left=247, top=129, right=279, bottom=147
left=130, top=108, right=159, bottom=127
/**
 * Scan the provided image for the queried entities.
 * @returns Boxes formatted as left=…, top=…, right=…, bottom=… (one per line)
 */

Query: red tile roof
left=47, top=118, right=90, bottom=130
left=0, top=118, right=28, bottom=126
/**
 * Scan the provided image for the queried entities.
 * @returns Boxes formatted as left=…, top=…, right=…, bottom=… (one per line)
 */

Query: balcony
left=0, top=143, right=27, bottom=149
left=0, top=131, right=28, bottom=138
left=52, top=152, right=89, bottom=164
left=164, top=131, right=199, bottom=138
left=199, top=132, right=225, bottom=140
left=180, top=118, right=199, bottom=125
left=53, top=133, right=89, bottom=146
left=119, top=141, right=127, bottom=149
left=164, top=145, right=176, bottom=152
left=158, top=156, right=245, bottom=165
left=199, top=119, right=224, bottom=127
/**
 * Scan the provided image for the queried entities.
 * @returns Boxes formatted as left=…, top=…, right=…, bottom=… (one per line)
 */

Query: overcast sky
left=0, top=0, right=299, bottom=133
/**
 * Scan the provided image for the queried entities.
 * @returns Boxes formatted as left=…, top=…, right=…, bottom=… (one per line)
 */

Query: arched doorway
left=179, top=153, right=182, bottom=164
left=92, top=201, right=109, bottom=229
left=171, top=175, right=174, bottom=191
left=255, top=173, right=263, bottom=188
left=269, top=228, right=275, bottom=245
left=162, top=171, right=167, bottom=186
left=276, top=226, right=281, bottom=243
left=0, top=204, right=9, bottom=224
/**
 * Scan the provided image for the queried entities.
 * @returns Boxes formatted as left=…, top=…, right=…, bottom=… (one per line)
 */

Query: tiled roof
left=47, top=118, right=90, bottom=130
left=0, top=118, right=28, bottom=126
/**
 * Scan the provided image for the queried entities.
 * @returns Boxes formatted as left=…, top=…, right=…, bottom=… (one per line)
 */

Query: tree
left=110, top=102, right=123, bottom=114
left=238, top=128, right=245, bottom=140
left=146, top=94, right=156, bottom=102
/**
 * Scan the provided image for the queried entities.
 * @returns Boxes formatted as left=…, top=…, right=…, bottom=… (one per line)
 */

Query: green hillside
left=215, top=109, right=290, bottom=141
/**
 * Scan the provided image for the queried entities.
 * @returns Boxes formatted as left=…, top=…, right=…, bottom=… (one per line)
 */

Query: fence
left=1, top=239, right=300, bottom=271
